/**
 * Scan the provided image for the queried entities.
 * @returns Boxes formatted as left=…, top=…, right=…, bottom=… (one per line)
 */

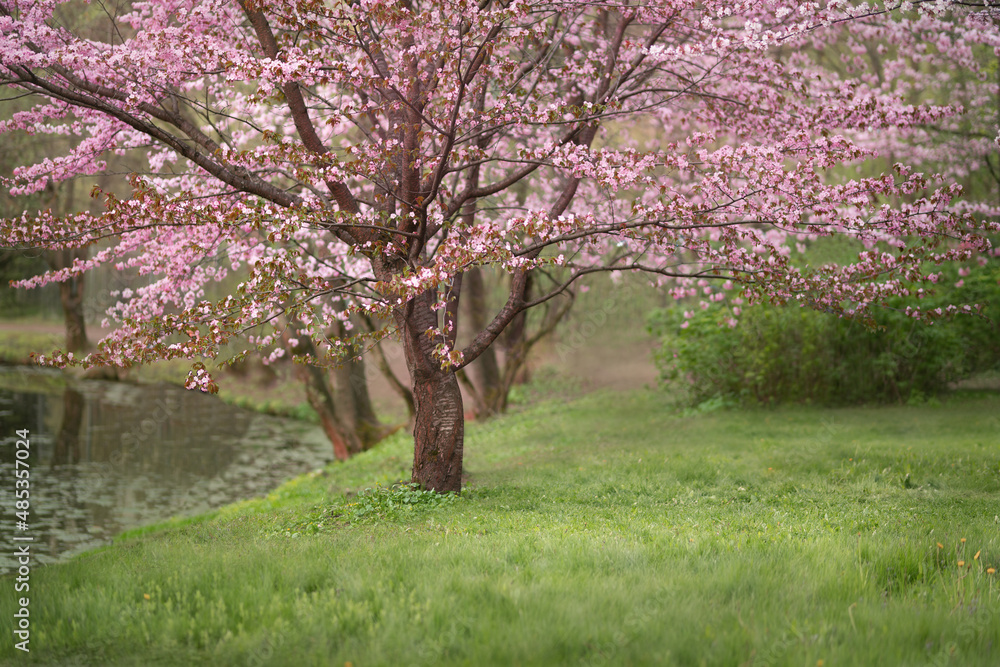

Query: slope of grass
left=0, top=326, right=63, bottom=366
left=2, top=390, right=999, bottom=666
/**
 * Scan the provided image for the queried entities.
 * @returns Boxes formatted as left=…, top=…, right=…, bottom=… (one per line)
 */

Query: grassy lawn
left=0, top=327, right=64, bottom=366
left=2, top=389, right=999, bottom=666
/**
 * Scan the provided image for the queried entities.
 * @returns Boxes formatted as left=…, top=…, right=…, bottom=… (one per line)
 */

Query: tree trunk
left=300, top=360, right=358, bottom=461
left=410, top=365, right=464, bottom=493
left=500, top=270, right=533, bottom=387
left=401, top=289, right=465, bottom=493
left=46, top=248, right=90, bottom=354
left=369, top=325, right=416, bottom=419
left=60, top=275, right=89, bottom=353
left=281, top=330, right=360, bottom=461
left=333, top=347, right=387, bottom=452
left=463, top=269, right=540, bottom=416
left=40, top=178, right=91, bottom=355
left=464, top=267, right=504, bottom=417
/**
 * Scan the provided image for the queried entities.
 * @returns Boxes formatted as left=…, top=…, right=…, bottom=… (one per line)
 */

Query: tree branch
left=238, top=1, right=361, bottom=219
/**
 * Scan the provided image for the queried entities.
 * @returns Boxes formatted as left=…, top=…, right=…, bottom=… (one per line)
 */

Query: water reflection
left=0, top=367, right=331, bottom=574
left=52, top=386, right=83, bottom=466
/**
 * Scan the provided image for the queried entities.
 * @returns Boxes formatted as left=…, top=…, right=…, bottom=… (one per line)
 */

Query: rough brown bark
left=400, top=289, right=464, bottom=493
left=410, top=366, right=464, bottom=493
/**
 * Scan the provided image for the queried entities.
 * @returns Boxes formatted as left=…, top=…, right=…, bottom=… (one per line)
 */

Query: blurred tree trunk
left=44, top=248, right=91, bottom=354
left=282, top=328, right=359, bottom=460
left=332, top=321, right=395, bottom=451
left=283, top=318, right=396, bottom=460
left=464, top=267, right=504, bottom=416
left=499, top=270, right=534, bottom=388
left=40, top=178, right=91, bottom=354
left=460, top=269, right=574, bottom=418
left=360, top=315, right=416, bottom=419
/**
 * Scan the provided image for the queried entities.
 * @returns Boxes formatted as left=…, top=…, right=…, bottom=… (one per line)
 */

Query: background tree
left=2, top=0, right=998, bottom=492
left=0, top=0, right=397, bottom=456
left=460, top=266, right=575, bottom=417
left=0, top=98, right=90, bottom=351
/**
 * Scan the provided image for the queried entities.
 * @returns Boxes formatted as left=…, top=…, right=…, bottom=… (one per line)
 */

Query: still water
left=0, top=366, right=331, bottom=574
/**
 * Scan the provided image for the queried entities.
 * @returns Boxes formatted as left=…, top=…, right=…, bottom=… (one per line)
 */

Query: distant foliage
left=0, top=251, right=56, bottom=317
left=649, top=263, right=1000, bottom=407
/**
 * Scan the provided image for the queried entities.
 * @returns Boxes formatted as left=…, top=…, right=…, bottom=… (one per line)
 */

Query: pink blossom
left=1, top=0, right=997, bottom=487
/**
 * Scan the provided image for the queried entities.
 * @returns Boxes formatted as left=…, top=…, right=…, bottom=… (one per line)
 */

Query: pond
left=0, top=366, right=331, bottom=574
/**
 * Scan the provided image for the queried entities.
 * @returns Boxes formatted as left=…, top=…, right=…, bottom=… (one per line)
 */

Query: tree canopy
left=2, top=0, right=998, bottom=490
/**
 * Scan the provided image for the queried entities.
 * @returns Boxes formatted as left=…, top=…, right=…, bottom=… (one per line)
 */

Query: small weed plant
left=345, top=482, right=459, bottom=524
left=277, top=482, right=460, bottom=537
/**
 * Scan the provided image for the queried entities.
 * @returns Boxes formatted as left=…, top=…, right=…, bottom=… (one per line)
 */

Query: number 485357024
left=14, top=430, right=30, bottom=523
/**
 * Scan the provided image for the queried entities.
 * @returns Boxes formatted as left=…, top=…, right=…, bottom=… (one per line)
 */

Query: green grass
left=3, top=390, right=1000, bottom=666
left=0, top=328, right=64, bottom=366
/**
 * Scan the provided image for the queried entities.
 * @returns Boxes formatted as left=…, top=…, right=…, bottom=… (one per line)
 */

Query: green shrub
left=649, top=262, right=1000, bottom=407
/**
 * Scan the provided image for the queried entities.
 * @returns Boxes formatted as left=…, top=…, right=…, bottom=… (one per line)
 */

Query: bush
left=649, top=263, right=1000, bottom=407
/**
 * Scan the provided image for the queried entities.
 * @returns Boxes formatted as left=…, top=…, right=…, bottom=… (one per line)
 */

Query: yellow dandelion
left=937, top=542, right=944, bottom=549
left=961, top=538, right=966, bottom=543
left=143, top=594, right=151, bottom=600
left=975, top=550, right=981, bottom=560
left=988, top=568, right=996, bottom=574
left=958, top=561, right=965, bottom=567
